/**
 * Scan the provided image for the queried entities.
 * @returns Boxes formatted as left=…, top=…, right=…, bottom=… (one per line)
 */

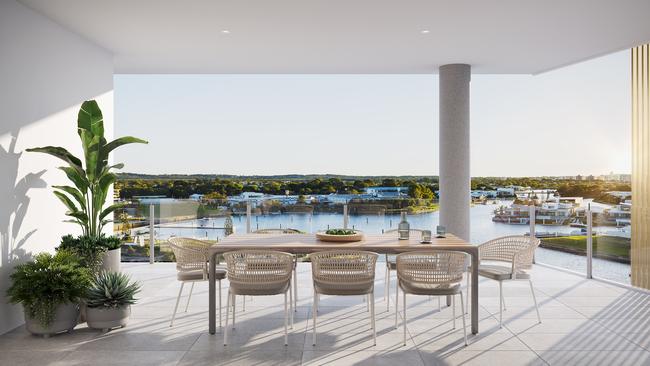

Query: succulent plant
left=86, top=271, right=140, bottom=309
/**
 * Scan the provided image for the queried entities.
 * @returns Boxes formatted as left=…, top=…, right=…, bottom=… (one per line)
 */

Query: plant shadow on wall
left=0, top=130, right=47, bottom=270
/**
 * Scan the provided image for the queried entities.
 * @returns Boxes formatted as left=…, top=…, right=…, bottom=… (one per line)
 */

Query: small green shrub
left=7, top=251, right=92, bottom=327
left=58, top=235, right=107, bottom=273
left=100, top=236, right=122, bottom=251
left=86, top=271, right=141, bottom=309
left=57, top=234, right=121, bottom=273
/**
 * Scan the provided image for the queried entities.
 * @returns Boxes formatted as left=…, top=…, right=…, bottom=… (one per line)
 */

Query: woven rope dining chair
left=468, top=235, right=541, bottom=327
left=310, top=250, right=378, bottom=346
left=253, top=228, right=301, bottom=312
left=396, top=250, right=468, bottom=346
left=383, top=229, right=424, bottom=311
left=168, top=237, right=226, bottom=327
left=223, top=250, right=294, bottom=346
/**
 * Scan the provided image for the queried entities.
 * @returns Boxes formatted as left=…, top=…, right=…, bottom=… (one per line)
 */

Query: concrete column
left=439, top=64, right=471, bottom=241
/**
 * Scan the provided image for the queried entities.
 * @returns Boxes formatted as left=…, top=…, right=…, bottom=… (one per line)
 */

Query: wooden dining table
left=208, top=233, right=480, bottom=335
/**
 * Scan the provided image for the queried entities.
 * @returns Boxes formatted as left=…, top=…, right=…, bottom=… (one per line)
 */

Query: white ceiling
left=19, top=0, right=650, bottom=74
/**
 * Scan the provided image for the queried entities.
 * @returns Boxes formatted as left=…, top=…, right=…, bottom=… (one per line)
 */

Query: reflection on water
left=151, top=202, right=630, bottom=284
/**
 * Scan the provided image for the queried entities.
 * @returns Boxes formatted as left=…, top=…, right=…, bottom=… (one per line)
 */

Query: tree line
left=116, top=175, right=630, bottom=203
left=116, top=177, right=437, bottom=200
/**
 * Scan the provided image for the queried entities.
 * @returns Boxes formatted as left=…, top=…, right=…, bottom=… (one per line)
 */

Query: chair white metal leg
left=312, top=289, right=318, bottom=346
left=459, top=292, right=468, bottom=346
left=242, top=294, right=245, bottom=312
left=384, top=265, right=388, bottom=301
left=370, top=291, right=376, bottom=345
left=529, top=279, right=541, bottom=324
left=395, top=283, right=399, bottom=329
left=224, top=290, right=231, bottom=346
left=293, top=257, right=298, bottom=311
left=386, top=266, right=391, bottom=311
left=498, top=281, right=503, bottom=328
left=501, top=285, right=507, bottom=311
left=465, top=272, right=470, bottom=314
left=284, top=291, right=288, bottom=346
left=438, top=296, right=441, bottom=312
left=452, top=294, right=456, bottom=329
left=402, top=290, right=407, bottom=346
left=232, top=293, right=236, bottom=328
left=170, top=282, right=185, bottom=327
left=366, top=294, right=370, bottom=312
left=218, top=280, right=222, bottom=328
left=289, top=280, right=294, bottom=329
left=184, top=282, right=195, bottom=312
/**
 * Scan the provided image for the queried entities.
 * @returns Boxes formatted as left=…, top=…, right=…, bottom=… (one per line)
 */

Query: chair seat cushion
left=478, top=264, right=529, bottom=281
left=314, top=280, right=374, bottom=296
left=178, top=269, right=226, bottom=281
left=398, top=282, right=461, bottom=296
left=230, top=280, right=290, bottom=296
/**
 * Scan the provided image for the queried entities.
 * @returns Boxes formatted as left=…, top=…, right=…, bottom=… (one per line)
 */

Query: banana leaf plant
left=27, top=100, right=147, bottom=238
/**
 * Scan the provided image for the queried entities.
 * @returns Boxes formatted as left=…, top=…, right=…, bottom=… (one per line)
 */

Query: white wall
left=0, top=0, right=114, bottom=334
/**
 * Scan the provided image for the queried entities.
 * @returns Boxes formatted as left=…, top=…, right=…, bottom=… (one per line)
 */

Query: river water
left=151, top=201, right=631, bottom=284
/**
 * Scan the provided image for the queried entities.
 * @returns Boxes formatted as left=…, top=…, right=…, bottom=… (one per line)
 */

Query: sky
left=114, top=51, right=630, bottom=177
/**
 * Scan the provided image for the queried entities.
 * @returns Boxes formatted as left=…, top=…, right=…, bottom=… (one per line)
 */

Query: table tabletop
left=209, top=232, right=476, bottom=254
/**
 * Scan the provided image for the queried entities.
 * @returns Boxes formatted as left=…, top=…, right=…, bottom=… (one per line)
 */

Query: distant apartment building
left=597, top=172, right=632, bottom=182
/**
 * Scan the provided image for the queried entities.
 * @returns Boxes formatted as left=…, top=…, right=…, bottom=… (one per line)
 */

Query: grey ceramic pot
left=24, top=303, right=79, bottom=337
left=100, top=248, right=121, bottom=273
left=86, top=305, right=131, bottom=332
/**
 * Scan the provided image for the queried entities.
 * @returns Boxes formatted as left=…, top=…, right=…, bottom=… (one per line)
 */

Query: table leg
left=209, top=252, right=216, bottom=334
left=471, top=249, right=479, bottom=334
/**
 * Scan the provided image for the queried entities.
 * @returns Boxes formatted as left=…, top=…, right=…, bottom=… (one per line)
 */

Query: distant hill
left=116, top=172, right=439, bottom=181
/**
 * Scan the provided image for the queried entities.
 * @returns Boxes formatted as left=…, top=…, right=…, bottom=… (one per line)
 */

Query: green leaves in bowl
left=325, top=229, right=357, bottom=235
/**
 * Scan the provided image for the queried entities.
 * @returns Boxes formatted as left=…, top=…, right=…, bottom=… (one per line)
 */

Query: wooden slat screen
left=632, top=44, right=650, bottom=289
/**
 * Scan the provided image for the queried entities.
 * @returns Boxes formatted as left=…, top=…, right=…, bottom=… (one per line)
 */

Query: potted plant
left=99, top=236, right=122, bottom=272
left=58, top=234, right=107, bottom=274
left=27, top=100, right=146, bottom=244
left=85, top=271, right=140, bottom=332
left=7, top=251, right=92, bottom=337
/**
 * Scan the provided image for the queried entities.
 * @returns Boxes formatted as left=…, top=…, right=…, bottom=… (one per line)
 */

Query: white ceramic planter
left=101, top=248, right=121, bottom=272
left=86, top=305, right=131, bottom=332
left=24, top=303, right=79, bottom=337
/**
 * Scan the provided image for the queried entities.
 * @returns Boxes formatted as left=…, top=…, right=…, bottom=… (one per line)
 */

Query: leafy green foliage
left=325, top=229, right=357, bottom=235
left=100, top=236, right=122, bottom=251
left=27, top=100, right=147, bottom=237
left=85, top=271, right=141, bottom=309
left=58, top=234, right=106, bottom=274
left=7, top=251, right=92, bottom=327
left=57, top=234, right=121, bottom=273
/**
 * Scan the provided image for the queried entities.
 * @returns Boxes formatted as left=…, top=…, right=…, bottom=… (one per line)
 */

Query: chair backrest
left=253, top=228, right=301, bottom=234
left=479, top=235, right=540, bottom=270
left=223, top=250, right=293, bottom=289
left=168, top=237, right=212, bottom=274
left=396, top=251, right=466, bottom=286
left=310, top=250, right=378, bottom=285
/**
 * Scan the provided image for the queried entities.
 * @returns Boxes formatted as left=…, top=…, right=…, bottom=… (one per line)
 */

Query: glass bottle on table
left=398, top=211, right=410, bottom=240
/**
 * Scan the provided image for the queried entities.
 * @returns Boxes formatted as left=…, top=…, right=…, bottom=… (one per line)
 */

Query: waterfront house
left=365, top=186, right=409, bottom=198
left=600, top=200, right=633, bottom=227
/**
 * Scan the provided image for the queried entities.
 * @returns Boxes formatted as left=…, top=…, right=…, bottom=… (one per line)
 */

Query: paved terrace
left=0, top=263, right=648, bottom=366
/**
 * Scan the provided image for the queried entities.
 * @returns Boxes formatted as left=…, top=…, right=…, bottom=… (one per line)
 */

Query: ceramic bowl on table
left=315, top=229, right=364, bottom=243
